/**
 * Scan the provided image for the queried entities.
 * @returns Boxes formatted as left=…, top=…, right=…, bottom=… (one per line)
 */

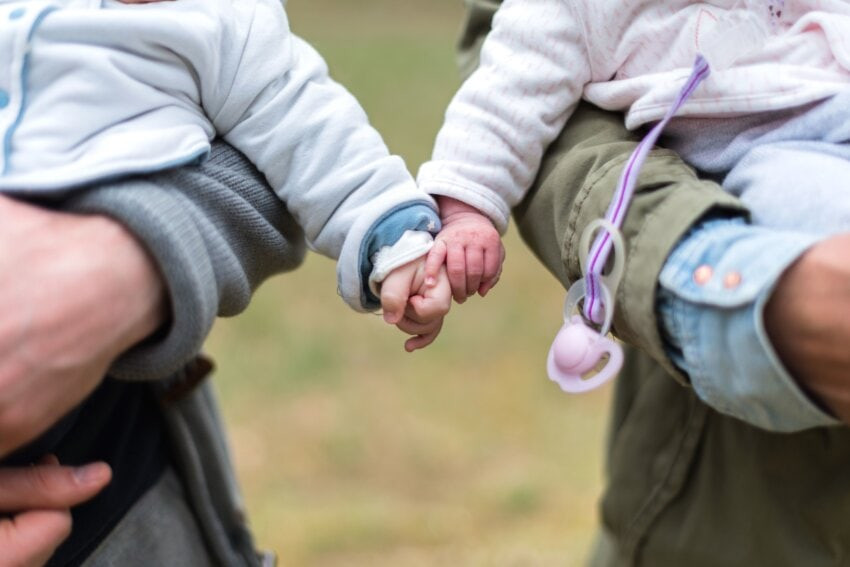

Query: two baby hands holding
left=379, top=196, right=503, bottom=352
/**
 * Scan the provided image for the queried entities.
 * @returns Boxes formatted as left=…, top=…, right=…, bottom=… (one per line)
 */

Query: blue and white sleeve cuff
left=368, top=230, right=434, bottom=298
left=353, top=202, right=440, bottom=311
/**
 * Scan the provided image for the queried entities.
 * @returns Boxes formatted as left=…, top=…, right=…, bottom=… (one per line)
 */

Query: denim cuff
left=357, top=203, right=440, bottom=309
left=657, top=218, right=838, bottom=432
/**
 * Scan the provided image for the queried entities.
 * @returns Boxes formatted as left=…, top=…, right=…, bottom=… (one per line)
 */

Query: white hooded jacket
left=0, top=0, right=435, bottom=309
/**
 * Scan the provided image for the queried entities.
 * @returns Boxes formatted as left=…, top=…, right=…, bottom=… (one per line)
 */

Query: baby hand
left=380, top=258, right=451, bottom=352
left=425, top=196, right=504, bottom=303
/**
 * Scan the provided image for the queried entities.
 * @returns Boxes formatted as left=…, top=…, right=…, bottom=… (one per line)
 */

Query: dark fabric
left=2, top=379, right=167, bottom=567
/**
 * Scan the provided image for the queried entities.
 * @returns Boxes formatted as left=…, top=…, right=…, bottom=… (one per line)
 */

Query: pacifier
left=545, top=39, right=718, bottom=392
left=547, top=220, right=625, bottom=393
left=548, top=315, right=623, bottom=393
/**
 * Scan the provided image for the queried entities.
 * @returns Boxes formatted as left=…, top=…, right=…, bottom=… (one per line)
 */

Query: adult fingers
left=445, top=243, right=468, bottom=303
left=0, top=508, right=73, bottom=567
left=0, top=460, right=112, bottom=511
left=424, top=240, right=447, bottom=286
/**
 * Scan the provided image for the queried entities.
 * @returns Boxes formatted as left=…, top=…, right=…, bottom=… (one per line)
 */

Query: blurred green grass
left=206, top=1, right=612, bottom=564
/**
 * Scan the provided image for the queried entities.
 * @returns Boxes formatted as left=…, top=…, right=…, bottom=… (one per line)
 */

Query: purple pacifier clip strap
left=584, top=55, right=711, bottom=324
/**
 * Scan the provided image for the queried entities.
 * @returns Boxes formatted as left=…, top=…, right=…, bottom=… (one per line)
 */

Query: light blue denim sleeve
left=656, top=218, right=839, bottom=432
left=357, top=203, right=440, bottom=310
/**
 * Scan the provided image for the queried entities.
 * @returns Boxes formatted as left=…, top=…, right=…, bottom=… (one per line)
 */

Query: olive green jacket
left=460, top=2, right=850, bottom=566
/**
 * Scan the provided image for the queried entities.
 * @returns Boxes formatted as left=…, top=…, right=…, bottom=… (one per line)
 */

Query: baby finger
left=408, top=294, right=451, bottom=322
left=445, top=242, right=468, bottom=302
left=404, top=321, right=443, bottom=352
left=396, top=316, right=440, bottom=336
left=465, top=247, right=484, bottom=297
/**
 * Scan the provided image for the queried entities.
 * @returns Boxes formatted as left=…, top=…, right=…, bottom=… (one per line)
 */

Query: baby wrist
left=436, top=195, right=483, bottom=218
left=368, top=230, right=434, bottom=296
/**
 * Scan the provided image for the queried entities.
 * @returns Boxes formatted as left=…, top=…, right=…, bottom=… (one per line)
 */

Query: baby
left=420, top=0, right=850, bottom=429
left=0, top=0, right=450, bottom=350
left=420, top=0, right=850, bottom=297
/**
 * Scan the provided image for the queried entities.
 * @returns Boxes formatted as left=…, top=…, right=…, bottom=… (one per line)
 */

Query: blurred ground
left=206, top=1, right=612, bottom=564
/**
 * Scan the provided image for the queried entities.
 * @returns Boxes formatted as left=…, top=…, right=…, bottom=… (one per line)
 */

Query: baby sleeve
left=204, top=0, right=438, bottom=311
left=417, top=0, right=591, bottom=233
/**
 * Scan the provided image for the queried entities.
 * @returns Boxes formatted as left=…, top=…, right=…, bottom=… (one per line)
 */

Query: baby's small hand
left=380, top=259, right=451, bottom=352
left=425, top=196, right=504, bottom=303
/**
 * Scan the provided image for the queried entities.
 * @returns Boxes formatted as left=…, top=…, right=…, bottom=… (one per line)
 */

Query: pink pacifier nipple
left=551, top=320, right=598, bottom=374
left=547, top=316, right=623, bottom=393
left=547, top=50, right=712, bottom=395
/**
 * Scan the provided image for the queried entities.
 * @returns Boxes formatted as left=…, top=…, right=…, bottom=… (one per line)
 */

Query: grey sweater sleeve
left=63, top=141, right=307, bottom=381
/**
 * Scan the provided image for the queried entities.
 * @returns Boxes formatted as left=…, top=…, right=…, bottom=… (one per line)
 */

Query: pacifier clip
left=547, top=56, right=712, bottom=393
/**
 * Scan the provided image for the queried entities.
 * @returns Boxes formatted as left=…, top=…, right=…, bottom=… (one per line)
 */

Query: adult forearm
left=0, top=196, right=166, bottom=456
left=86, top=213, right=167, bottom=354
left=64, top=142, right=307, bottom=380
left=0, top=142, right=299, bottom=453
left=764, top=233, right=850, bottom=424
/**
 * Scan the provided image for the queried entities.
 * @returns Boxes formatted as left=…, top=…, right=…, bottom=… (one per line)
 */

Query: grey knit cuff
left=66, top=181, right=217, bottom=381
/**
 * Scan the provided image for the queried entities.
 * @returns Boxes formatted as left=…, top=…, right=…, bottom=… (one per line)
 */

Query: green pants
left=513, top=100, right=850, bottom=567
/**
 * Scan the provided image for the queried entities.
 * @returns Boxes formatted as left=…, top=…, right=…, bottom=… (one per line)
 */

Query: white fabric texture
left=0, top=0, right=435, bottom=310
left=368, top=229, right=434, bottom=297
left=418, top=0, right=850, bottom=232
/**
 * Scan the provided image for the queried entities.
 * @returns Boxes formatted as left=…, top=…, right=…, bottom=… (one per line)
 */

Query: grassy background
left=206, top=1, right=612, bottom=564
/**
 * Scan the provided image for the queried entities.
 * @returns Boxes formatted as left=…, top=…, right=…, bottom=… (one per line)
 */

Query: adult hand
left=764, top=232, right=850, bottom=424
left=0, top=195, right=167, bottom=457
left=0, top=456, right=112, bottom=567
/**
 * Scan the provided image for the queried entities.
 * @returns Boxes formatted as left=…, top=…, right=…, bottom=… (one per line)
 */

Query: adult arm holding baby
left=0, top=142, right=450, bottom=566
left=0, top=0, right=454, bottom=562
left=0, top=194, right=162, bottom=566
left=430, top=0, right=850, bottom=425
left=450, top=0, right=850, bottom=563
